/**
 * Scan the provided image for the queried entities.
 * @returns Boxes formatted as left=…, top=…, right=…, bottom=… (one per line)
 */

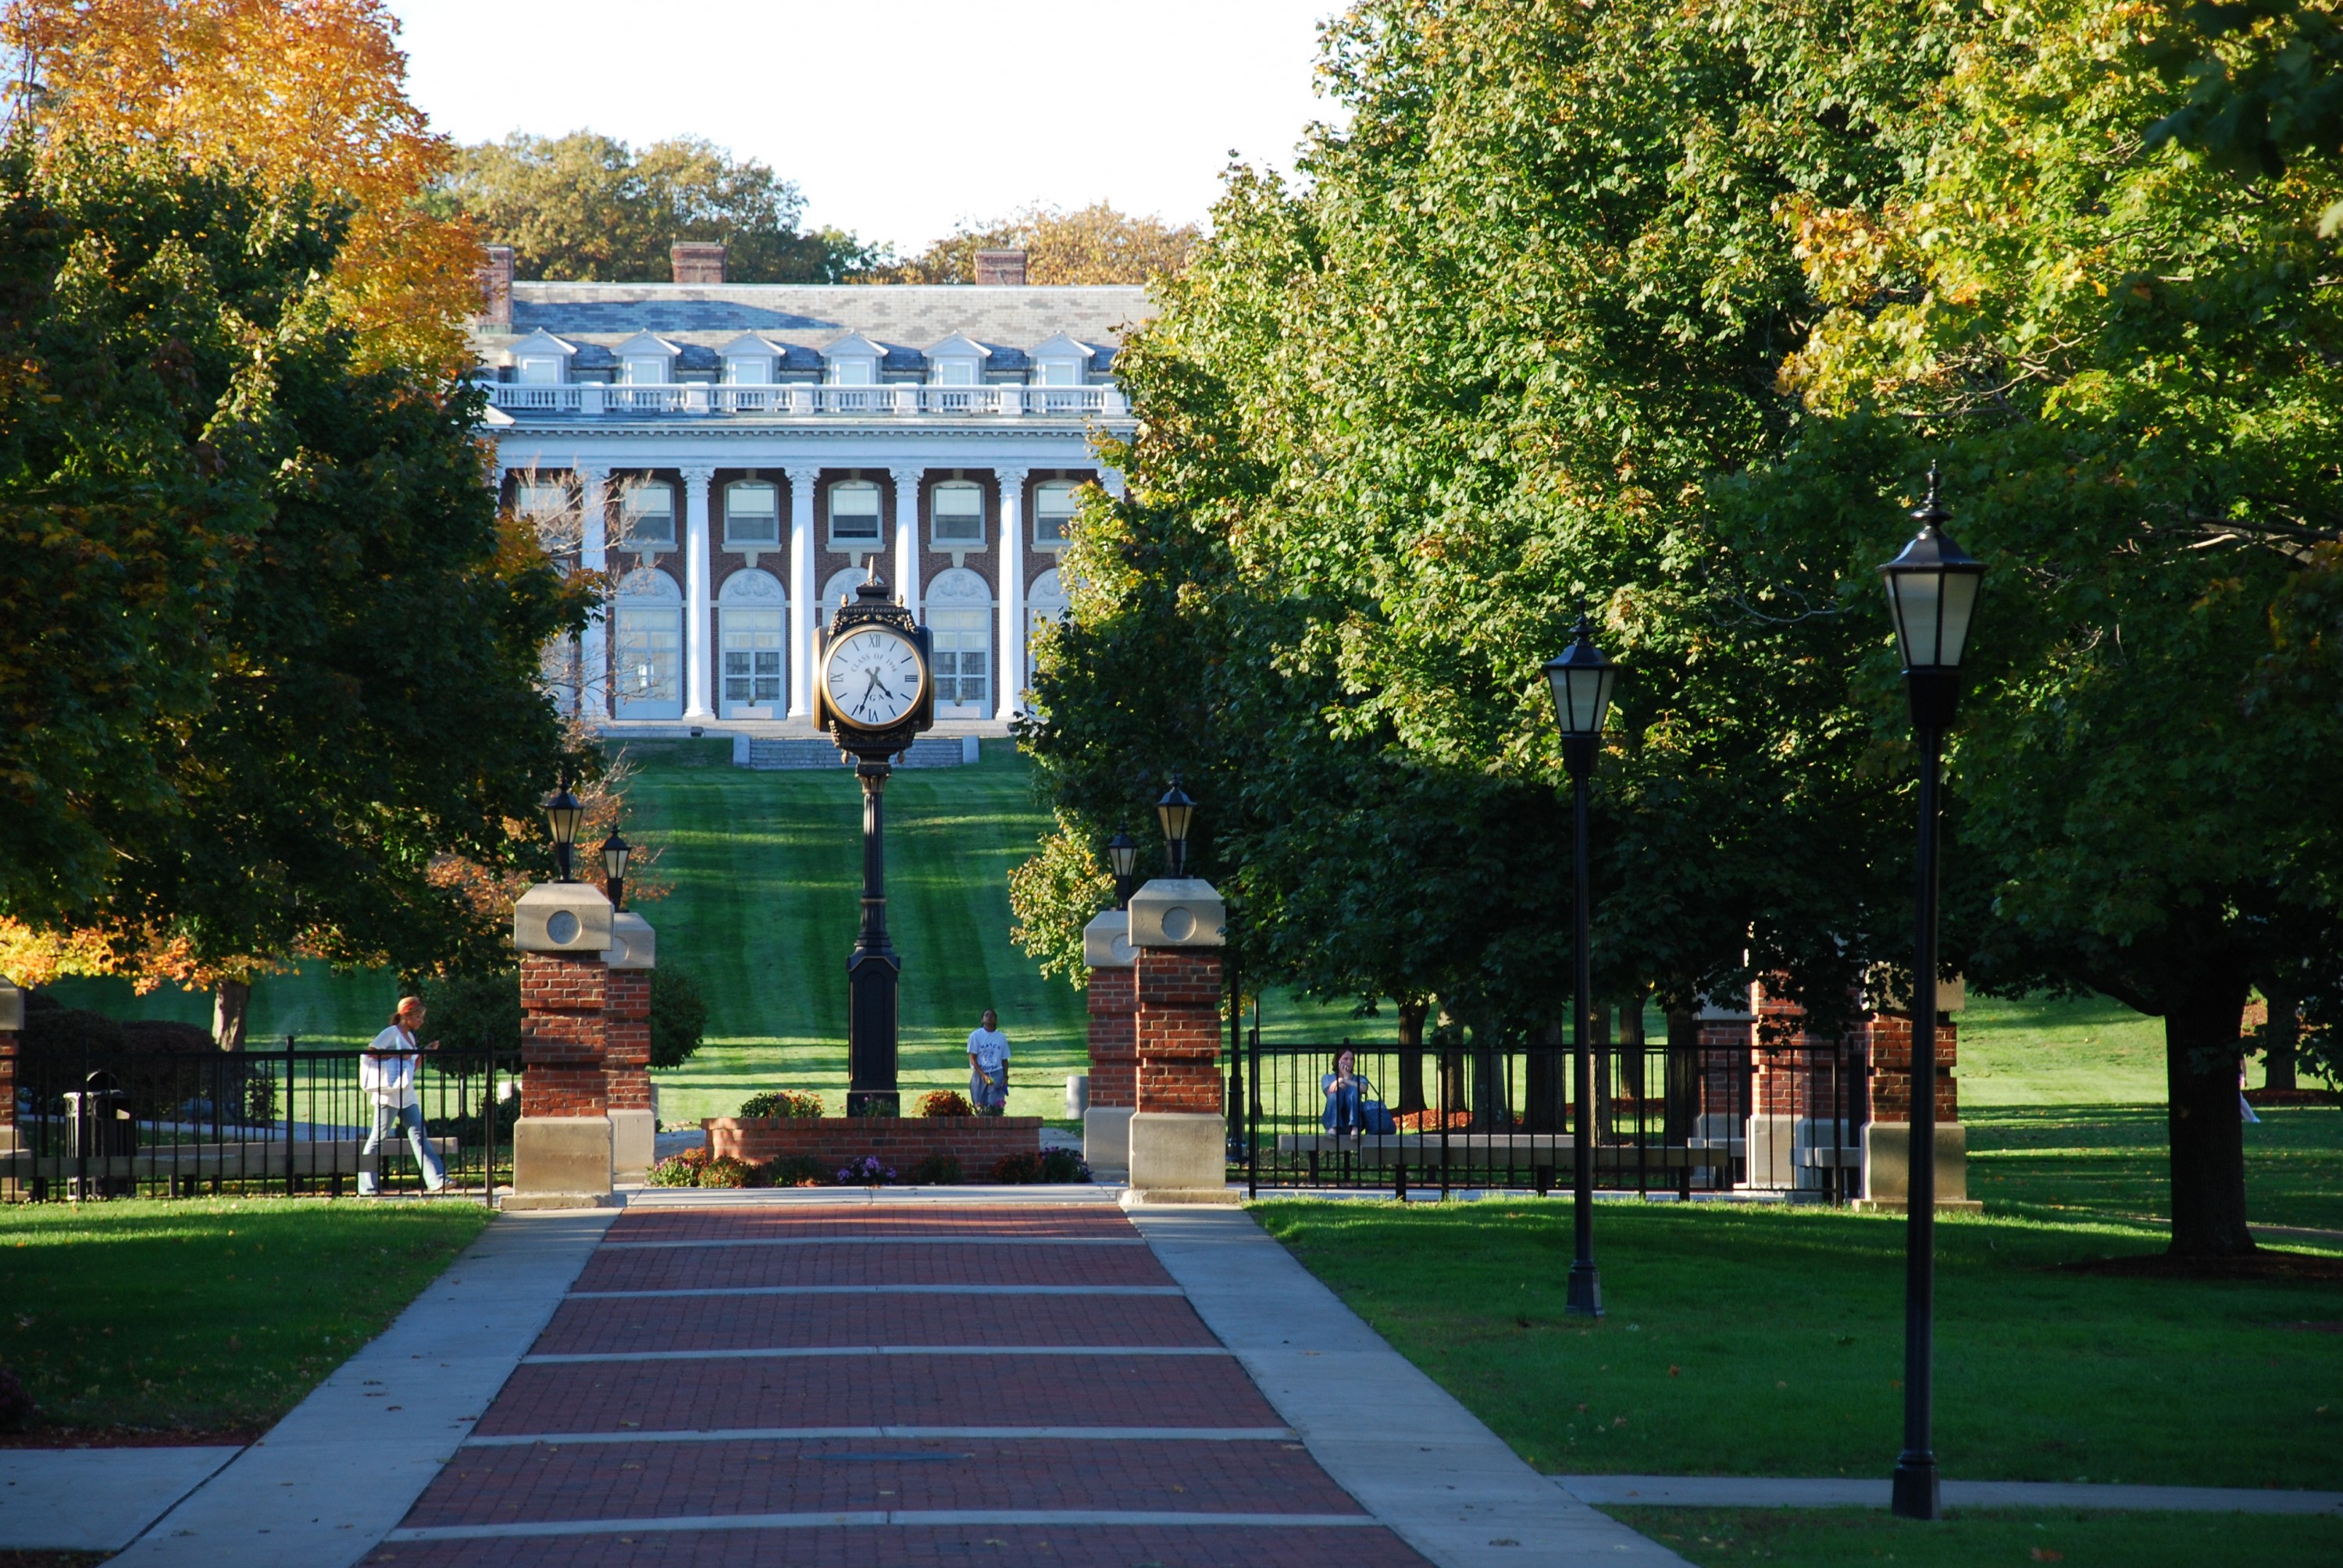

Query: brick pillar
left=1135, top=948, right=1225, bottom=1115
left=1080, top=910, right=1137, bottom=1178
left=603, top=908, right=656, bottom=1182
left=520, top=952, right=609, bottom=1117
left=1859, top=996, right=1973, bottom=1210
left=1123, top=875, right=1232, bottom=1205
left=0, top=975, right=20, bottom=1153
left=510, top=882, right=618, bottom=1208
left=1862, top=1010, right=1959, bottom=1124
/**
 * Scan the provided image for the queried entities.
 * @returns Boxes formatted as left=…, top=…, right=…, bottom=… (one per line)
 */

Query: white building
left=471, top=244, right=1143, bottom=733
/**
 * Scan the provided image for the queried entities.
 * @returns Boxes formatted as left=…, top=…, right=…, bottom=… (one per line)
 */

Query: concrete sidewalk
left=1558, top=1474, right=2343, bottom=1514
left=107, top=1207, right=616, bottom=1568
left=0, top=1447, right=240, bottom=1552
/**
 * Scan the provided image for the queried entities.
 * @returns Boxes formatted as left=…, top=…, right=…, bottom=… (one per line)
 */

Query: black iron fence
left=1239, top=1036, right=1870, bottom=1201
left=5, top=1040, right=514, bottom=1203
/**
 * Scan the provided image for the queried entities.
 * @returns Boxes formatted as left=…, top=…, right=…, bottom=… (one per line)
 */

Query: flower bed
left=704, top=1115, right=1045, bottom=1173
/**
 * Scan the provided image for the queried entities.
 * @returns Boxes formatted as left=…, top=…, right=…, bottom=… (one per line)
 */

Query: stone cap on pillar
left=604, top=911, right=657, bottom=971
left=514, top=883, right=615, bottom=954
left=0, top=975, right=20, bottom=1032
left=1860, top=967, right=1966, bottom=1014
left=1128, top=878, right=1225, bottom=949
left=1082, top=911, right=1136, bottom=969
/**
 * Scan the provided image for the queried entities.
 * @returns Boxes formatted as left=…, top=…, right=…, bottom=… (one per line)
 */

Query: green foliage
left=647, top=966, right=708, bottom=1070
left=1005, top=811, right=1114, bottom=989
left=760, top=1153, right=829, bottom=1188
left=918, top=1089, right=975, bottom=1117
left=418, top=971, right=521, bottom=1057
left=736, top=1088, right=823, bottom=1119
left=644, top=1149, right=701, bottom=1186
left=1609, top=1507, right=2343, bottom=1568
left=987, top=1147, right=1089, bottom=1184
left=441, top=133, right=882, bottom=283
left=908, top=1152, right=963, bottom=1184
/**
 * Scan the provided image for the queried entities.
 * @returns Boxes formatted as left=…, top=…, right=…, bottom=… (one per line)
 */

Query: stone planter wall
left=704, top=1115, right=1043, bottom=1173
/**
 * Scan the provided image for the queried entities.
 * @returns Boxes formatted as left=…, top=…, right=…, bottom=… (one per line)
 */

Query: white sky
left=384, top=1, right=1342, bottom=252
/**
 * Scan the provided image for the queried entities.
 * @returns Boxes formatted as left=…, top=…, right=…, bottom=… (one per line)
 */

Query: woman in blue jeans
left=1321, top=1047, right=1368, bottom=1134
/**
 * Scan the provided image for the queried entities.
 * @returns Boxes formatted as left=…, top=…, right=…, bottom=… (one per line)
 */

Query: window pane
left=622, top=483, right=675, bottom=544
left=726, top=482, right=779, bottom=545
left=830, top=482, right=882, bottom=541
left=1035, top=481, right=1078, bottom=544
left=937, top=361, right=975, bottom=386
left=1039, top=362, right=1077, bottom=387
left=933, top=483, right=983, bottom=543
left=516, top=483, right=568, bottom=519
left=518, top=357, right=562, bottom=386
left=833, top=358, right=875, bottom=385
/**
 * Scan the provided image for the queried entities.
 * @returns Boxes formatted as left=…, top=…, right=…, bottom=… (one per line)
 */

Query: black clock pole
left=847, top=758, right=899, bottom=1116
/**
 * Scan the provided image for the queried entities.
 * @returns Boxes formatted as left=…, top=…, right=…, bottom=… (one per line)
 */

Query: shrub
left=990, top=1147, right=1093, bottom=1185
left=758, top=1153, right=829, bottom=1188
left=697, top=1156, right=754, bottom=1188
left=648, top=966, right=708, bottom=1069
left=908, top=1152, right=963, bottom=1185
left=0, top=1367, right=31, bottom=1433
left=646, top=1149, right=705, bottom=1186
left=848, top=1092, right=900, bottom=1117
left=737, top=1089, right=823, bottom=1119
left=918, top=1089, right=975, bottom=1117
left=836, top=1154, right=896, bottom=1185
left=418, top=971, right=522, bottom=1057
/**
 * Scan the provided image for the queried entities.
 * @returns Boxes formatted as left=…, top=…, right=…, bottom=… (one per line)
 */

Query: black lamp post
left=1157, top=781, right=1195, bottom=878
left=1107, top=831, right=1139, bottom=909
left=1542, top=611, right=1619, bottom=1320
left=544, top=783, right=585, bottom=884
left=1878, top=465, right=1985, bottom=1523
left=600, top=829, right=632, bottom=910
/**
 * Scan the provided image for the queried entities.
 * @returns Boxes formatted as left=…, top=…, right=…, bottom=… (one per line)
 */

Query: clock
left=822, top=622, right=928, bottom=731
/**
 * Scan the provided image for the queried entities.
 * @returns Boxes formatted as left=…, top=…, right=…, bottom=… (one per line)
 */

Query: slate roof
left=475, top=283, right=1148, bottom=373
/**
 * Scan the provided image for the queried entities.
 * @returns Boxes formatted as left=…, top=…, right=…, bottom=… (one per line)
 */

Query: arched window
left=718, top=568, right=787, bottom=715
left=924, top=567, right=993, bottom=714
left=819, top=568, right=871, bottom=629
left=725, top=480, right=779, bottom=548
left=612, top=568, right=683, bottom=720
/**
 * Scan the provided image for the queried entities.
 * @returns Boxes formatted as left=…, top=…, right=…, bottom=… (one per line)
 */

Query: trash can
left=63, top=1071, right=136, bottom=1198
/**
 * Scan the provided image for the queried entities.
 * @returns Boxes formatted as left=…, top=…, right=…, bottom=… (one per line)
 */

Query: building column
left=890, top=465, right=923, bottom=615
left=786, top=464, right=818, bottom=720
left=994, top=465, right=1029, bottom=722
left=579, top=467, right=609, bottom=719
left=681, top=465, right=715, bottom=720
left=1080, top=911, right=1137, bottom=1178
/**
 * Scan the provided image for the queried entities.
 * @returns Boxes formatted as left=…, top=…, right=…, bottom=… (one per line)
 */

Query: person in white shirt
left=967, top=1010, right=1011, bottom=1116
left=358, top=996, right=448, bottom=1196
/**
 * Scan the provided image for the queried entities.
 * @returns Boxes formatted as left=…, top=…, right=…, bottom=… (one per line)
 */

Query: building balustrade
left=481, top=380, right=1127, bottom=420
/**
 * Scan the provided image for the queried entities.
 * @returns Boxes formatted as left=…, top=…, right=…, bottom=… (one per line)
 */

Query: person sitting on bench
left=1321, top=1048, right=1368, bottom=1134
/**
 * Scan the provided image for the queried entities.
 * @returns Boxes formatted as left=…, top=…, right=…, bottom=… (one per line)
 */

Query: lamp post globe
left=1156, top=781, right=1196, bottom=879
left=1542, top=608, right=1618, bottom=1320
left=1878, top=463, right=1984, bottom=1523
left=543, top=784, right=586, bottom=884
left=1107, top=831, right=1139, bottom=909
left=600, top=829, right=632, bottom=911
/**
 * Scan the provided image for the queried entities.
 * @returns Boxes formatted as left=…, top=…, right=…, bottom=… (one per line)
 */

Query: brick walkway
left=362, top=1196, right=1435, bottom=1568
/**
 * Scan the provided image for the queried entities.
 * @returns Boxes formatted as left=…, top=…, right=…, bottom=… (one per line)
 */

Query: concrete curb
left=1560, top=1474, right=2343, bottom=1514
left=107, top=1209, right=618, bottom=1568
left=1128, top=1206, right=1691, bottom=1568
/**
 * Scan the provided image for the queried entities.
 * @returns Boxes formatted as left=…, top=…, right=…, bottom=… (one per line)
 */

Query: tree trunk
left=1591, top=1003, right=1614, bottom=1139
left=1618, top=992, right=1648, bottom=1135
left=1469, top=1016, right=1506, bottom=1131
left=2261, top=983, right=2298, bottom=1095
left=1664, top=1010, right=1700, bottom=1146
left=1436, top=1008, right=1470, bottom=1122
left=1396, top=999, right=1428, bottom=1114
left=212, top=978, right=252, bottom=1053
left=1524, top=1017, right=1564, bottom=1133
left=2166, top=975, right=2256, bottom=1258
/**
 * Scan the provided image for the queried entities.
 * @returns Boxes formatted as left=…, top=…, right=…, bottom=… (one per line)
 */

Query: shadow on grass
left=1602, top=1506, right=2343, bottom=1568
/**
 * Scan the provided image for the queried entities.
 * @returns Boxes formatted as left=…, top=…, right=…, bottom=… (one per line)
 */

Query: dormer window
left=725, top=357, right=772, bottom=386
left=620, top=480, right=675, bottom=549
left=933, top=483, right=984, bottom=547
left=1037, top=361, right=1079, bottom=387
left=1034, top=481, right=1079, bottom=549
left=831, top=358, right=875, bottom=386
left=620, top=356, right=669, bottom=385
left=829, top=480, right=882, bottom=547
left=936, top=361, right=977, bottom=387
left=724, top=480, right=779, bottom=547
left=517, top=356, right=565, bottom=386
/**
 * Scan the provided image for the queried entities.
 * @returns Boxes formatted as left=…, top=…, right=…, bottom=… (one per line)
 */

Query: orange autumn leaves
left=4, top=0, right=480, bottom=376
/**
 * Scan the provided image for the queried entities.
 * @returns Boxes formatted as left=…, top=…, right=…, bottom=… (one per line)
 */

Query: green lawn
left=1602, top=1507, right=2343, bottom=1567
left=0, top=1197, right=489, bottom=1437
left=1254, top=1200, right=2343, bottom=1491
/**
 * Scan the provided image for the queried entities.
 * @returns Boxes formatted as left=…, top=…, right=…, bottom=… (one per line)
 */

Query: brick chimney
left=478, top=244, right=514, bottom=328
left=974, top=248, right=1029, bottom=286
left=671, top=241, right=726, bottom=285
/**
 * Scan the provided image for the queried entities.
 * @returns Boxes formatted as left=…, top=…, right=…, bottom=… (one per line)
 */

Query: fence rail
left=1238, top=1036, right=1869, bottom=1201
left=4, top=1042, right=512, bottom=1203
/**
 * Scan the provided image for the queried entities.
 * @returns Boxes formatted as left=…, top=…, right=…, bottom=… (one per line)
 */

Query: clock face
left=824, top=625, right=925, bottom=729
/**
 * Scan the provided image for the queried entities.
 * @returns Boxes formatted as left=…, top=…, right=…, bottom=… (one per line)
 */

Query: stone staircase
left=736, top=735, right=973, bottom=770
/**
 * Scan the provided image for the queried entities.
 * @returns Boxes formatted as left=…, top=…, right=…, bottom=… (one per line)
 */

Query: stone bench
left=1271, top=1133, right=1731, bottom=1170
